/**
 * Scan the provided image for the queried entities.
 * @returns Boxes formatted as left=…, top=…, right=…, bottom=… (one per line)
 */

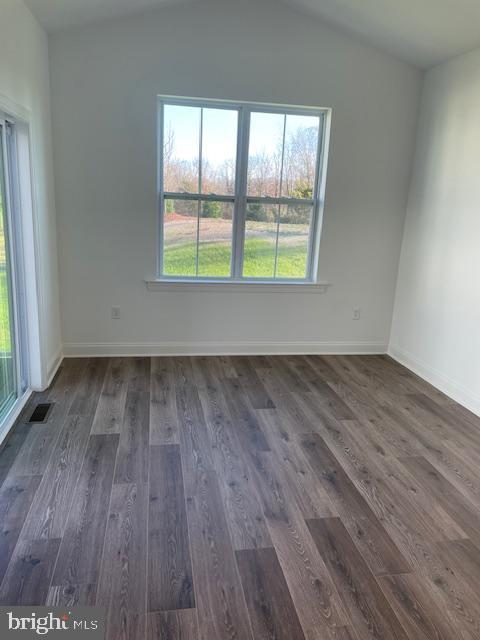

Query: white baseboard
left=389, top=344, right=480, bottom=417
left=63, top=340, right=388, bottom=357
left=0, top=389, right=33, bottom=448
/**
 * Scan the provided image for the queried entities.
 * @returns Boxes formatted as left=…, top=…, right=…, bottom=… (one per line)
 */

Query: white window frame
left=156, top=95, right=331, bottom=284
left=0, top=114, right=29, bottom=427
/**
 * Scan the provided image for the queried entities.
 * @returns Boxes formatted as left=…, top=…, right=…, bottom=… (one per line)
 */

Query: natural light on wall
left=158, top=97, right=330, bottom=283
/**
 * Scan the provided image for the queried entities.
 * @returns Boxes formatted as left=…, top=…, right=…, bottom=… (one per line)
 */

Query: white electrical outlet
left=111, top=306, right=121, bottom=319
left=353, top=307, right=361, bottom=320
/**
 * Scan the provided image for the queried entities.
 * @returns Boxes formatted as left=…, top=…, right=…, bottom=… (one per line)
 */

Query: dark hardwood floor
left=1, top=354, right=480, bottom=639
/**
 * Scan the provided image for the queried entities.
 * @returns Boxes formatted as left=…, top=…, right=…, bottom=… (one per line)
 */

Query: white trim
left=311, top=110, right=331, bottom=281
left=145, top=279, right=331, bottom=293
left=25, top=115, right=48, bottom=388
left=0, top=388, right=32, bottom=448
left=232, top=104, right=249, bottom=277
left=45, top=346, right=63, bottom=390
left=0, top=93, right=30, bottom=124
left=164, top=192, right=236, bottom=203
left=157, top=95, right=331, bottom=282
left=388, top=344, right=480, bottom=418
left=63, top=341, right=387, bottom=357
left=158, top=94, right=328, bottom=115
left=2, top=119, right=30, bottom=395
left=0, top=102, right=45, bottom=390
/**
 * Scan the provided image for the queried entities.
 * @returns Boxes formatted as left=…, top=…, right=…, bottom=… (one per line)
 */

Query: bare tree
left=163, top=126, right=176, bottom=191
left=283, top=126, right=317, bottom=198
left=163, top=119, right=318, bottom=222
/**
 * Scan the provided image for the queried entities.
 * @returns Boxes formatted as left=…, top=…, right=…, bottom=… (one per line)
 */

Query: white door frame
left=0, top=93, right=46, bottom=443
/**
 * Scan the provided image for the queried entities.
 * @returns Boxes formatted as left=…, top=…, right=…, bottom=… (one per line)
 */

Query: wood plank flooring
left=1, top=355, right=480, bottom=639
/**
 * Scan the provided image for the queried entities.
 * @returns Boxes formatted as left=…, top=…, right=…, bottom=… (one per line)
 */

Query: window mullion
left=307, top=111, right=326, bottom=281
left=274, top=114, right=287, bottom=278
left=157, top=100, right=165, bottom=277
left=231, top=106, right=250, bottom=278
left=196, top=108, right=203, bottom=277
left=164, top=192, right=234, bottom=202
left=246, top=196, right=314, bottom=206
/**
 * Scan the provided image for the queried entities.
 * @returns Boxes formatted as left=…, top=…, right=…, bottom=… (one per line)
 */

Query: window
left=0, top=113, right=29, bottom=429
left=158, top=97, right=330, bottom=283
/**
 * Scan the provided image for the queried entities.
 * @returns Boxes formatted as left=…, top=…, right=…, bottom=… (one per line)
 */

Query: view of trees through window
left=0, top=125, right=16, bottom=415
left=161, top=100, right=323, bottom=279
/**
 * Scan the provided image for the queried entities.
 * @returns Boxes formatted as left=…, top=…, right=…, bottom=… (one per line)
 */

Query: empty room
left=1, top=0, right=479, bottom=637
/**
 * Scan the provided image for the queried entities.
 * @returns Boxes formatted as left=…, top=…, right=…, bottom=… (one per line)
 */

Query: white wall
left=49, top=0, right=421, bottom=356
left=390, top=47, right=480, bottom=415
left=0, top=0, right=62, bottom=386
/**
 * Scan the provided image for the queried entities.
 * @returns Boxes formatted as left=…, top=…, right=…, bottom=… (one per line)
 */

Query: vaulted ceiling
left=23, top=0, right=480, bottom=69
left=23, top=0, right=188, bottom=33
left=283, top=0, right=480, bottom=69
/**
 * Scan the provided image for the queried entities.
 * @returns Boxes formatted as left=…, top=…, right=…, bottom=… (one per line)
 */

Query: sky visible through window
left=164, top=105, right=317, bottom=171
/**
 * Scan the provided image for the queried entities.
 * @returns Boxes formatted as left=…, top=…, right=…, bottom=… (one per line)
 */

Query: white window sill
left=145, top=279, right=331, bottom=293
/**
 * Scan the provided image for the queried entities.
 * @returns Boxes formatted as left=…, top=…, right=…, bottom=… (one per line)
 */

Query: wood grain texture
left=307, top=517, right=408, bottom=640
left=126, top=357, right=151, bottom=393
left=241, top=449, right=348, bottom=634
left=185, top=470, right=253, bottom=640
left=299, top=433, right=410, bottom=576
left=0, top=475, right=41, bottom=582
left=321, top=419, right=467, bottom=544
left=230, top=356, right=276, bottom=410
left=37, top=358, right=89, bottom=427
left=256, top=366, right=314, bottom=433
left=46, top=583, right=97, bottom=607
left=69, top=357, right=109, bottom=416
left=258, top=409, right=336, bottom=520
left=97, top=482, right=148, bottom=640
left=91, top=357, right=130, bottom=434
left=114, top=390, right=149, bottom=484
left=150, top=357, right=179, bottom=444
left=194, top=358, right=272, bottom=550
left=173, top=357, right=216, bottom=495
left=1, top=354, right=480, bottom=640
left=148, top=445, right=194, bottom=612
left=236, top=546, right=306, bottom=640
left=0, top=423, right=32, bottom=486
left=0, top=539, right=61, bottom=605
left=51, top=434, right=119, bottom=587
left=306, top=379, right=355, bottom=421
left=207, top=415, right=272, bottom=550
left=377, top=573, right=458, bottom=640
left=20, top=415, right=93, bottom=540
left=399, top=455, right=480, bottom=549
left=8, top=422, right=62, bottom=477
left=438, top=537, right=480, bottom=601
left=147, top=609, right=198, bottom=640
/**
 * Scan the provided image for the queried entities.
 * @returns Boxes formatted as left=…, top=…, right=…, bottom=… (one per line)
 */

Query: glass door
left=0, top=118, right=23, bottom=422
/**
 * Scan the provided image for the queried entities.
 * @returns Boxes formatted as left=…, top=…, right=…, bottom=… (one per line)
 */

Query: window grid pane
left=163, top=198, right=199, bottom=276
left=201, top=108, right=238, bottom=196
left=243, top=203, right=278, bottom=278
left=281, top=114, right=320, bottom=199
left=276, top=204, right=312, bottom=279
left=163, top=105, right=200, bottom=193
left=198, top=201, right=234, bottom=277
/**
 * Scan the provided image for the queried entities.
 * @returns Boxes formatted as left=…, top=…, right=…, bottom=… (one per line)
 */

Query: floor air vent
left=29, top=403, right=53, bottom=423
